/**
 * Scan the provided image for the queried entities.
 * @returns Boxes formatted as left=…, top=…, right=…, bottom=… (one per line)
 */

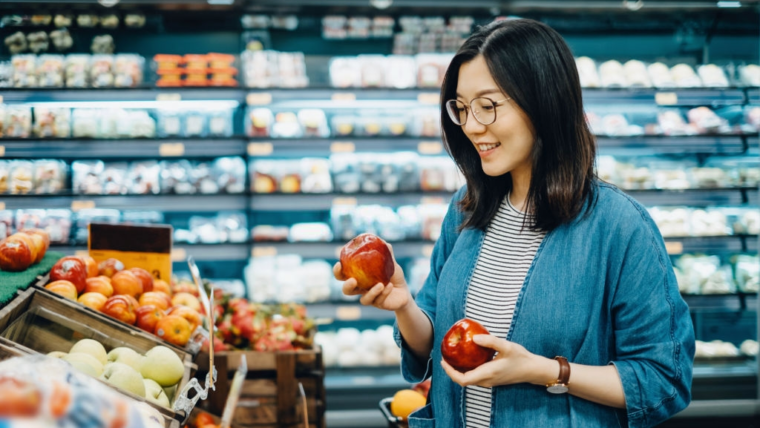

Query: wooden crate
left=0, top=287, right=195, bottom=426
left=196, top=349, right=326, bottom=428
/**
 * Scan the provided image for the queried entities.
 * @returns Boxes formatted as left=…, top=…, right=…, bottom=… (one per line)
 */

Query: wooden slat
left=240, top=377, right=320, bottom=397
left=234, top=398, right=322, bottom=425
left=276, top=353, right=297, bottom=425
left=0, top=288, right=34, bottom=333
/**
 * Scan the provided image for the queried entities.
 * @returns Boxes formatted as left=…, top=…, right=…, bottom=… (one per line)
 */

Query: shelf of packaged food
left=596, top=135, right=747, bottom=154
left=582, top=88, right=746, bottom=106
left=745, top=89, right=760, bottom=104
left=307, top=302, right=394, bottom=321
left=625, top=187, right=754, bottom=207
left=665, top=235, right=756, bottom=254
left=0, top=88, right=245, bottom=104
left=53, top=242, right=250, bottom=261
left=682, top=294, right=757, bottom=311
left=250, top=191, right=455, bottom=211
left=252, top=240, right=434, bottom=259
left=2, top=194, right=248, bottom=211
left=0, top=138, right=248, bottom=158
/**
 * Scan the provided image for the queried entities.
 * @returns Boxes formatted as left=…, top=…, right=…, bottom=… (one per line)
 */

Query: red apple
left=413, top=379, right=431, bottom=399
left=77, top=256, right=99, bottom=278
left=21, top=233, right=46, bottom=264
left=101, top=295, right=137, bottom=325
left=171, top=292, right=202, bottom=312
left=0, top=236, right=34, bottom=272
left=77, top=292, right=108, bottom=311
left=441, top=318, right=496, bottom=373
left=49, top=256, right=87, bottom=293
left=111, top=270, right=143, bottom=298
left=135, top=305, right=165, bottom=333
left=339, top=233, right=395, bottom=291
left=10, top=234, right=38, bottom=266
left=171, top=281, right=199, bottom=297
left=129, top=268, right=154, bottom=293
left=19, top=228, right=50, bottom=250
left=98, top=258, right=124, bottom=278
left=155, top=315, right=192, bottom=346
left=45, top=280, right=78, bottom=301
left=166, top=305, right=202, bottom=333
left=84, top=276, right=113, bottom=298
left=139, top=292, right=171, bottom=311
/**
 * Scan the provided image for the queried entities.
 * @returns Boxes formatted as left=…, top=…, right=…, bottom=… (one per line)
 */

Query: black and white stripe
left=464, top=196, right=545, bottom=428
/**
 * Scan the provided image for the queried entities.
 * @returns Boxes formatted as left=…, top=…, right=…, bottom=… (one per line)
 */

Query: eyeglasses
left=445, top=97, right=511, bottom=126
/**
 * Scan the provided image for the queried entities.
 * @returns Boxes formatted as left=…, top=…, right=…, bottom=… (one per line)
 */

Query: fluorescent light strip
left=19, top=100, right=240, bottom=110
left=717, top=1, right=741, bottom=7
left=272, top=100, right=428, bottom=109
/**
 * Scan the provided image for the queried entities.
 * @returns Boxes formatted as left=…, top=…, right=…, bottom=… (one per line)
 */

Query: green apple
left=63, top=353, right=104, bottom=376
left=69, top=339, right=108, bottom=366
left=107, top=347, right=145, bottom=372
left=47, top=351, right=67, bottom=359
left=101, top=362, right=146, bottom=398
left=143, top=379, right=171, bottom=408
left=163, top=384, right=177, bottom=402
left=141, top=346, right=184, bottom=387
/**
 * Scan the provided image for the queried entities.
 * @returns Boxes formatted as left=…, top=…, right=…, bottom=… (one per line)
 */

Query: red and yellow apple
left=171, top=292, right=202, bottom=312
left=101, top=295, right=137, bottom=325
left=49, top=256, right=87, bottom=293
left=171, top=282, right=199, bottom=297
left=339, top=233, right=395, bottom=291
left=129, top=268, right=154, bottom=293
left=45, top=280, right=78, bottom=300
left=166, top=305, right=202, bottom=333
left=139, top=292, right=171, bottom=311
left=153, top=279, right=171, bottom=296
left=20, top=228, right=50, bottom=249
left=111, top=270, right=143, bottom=298
left=441, top=318, right=496, bottom=373
left=154, top=315, right=192, bottom=346
left=84, top=276, right=114, bottom=298
left=135, top=305, right=165, bottom=333
left=22, top=233, right=46, bottom=264
left=124, top=294, right=140, bottom=310
left=78, top=292, right=108, bottom=311
left=98, top=258, right=124, bottom=278
left=10, top=234, right=38, bottom=266
left=0, top=236, right=34, bottom=272
left=78, top=256, right=99, bottom=278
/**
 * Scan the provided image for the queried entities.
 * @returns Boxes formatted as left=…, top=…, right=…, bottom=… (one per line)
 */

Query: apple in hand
left=101, top=295, right=137, bottom=325
left=111, top=270, right=143, bottom=298
left=135, top=305, right=165, bottom=333
left=50, top=256, right=87, bottom=294
left=84, top=276, right=114, bottom=297
left=45, top=280, right=78, bottom=300
left=98, top=258, right=124, bottom=278
left=78, top=292, right=108, bottom=311
left=339, top=233, right=395, bottom=291
left=0, top=236, right=34, bottom=272
left=154, top=315, right=192, bottom=347
left=441, top=318, right=496, bottom=373
left=130, top=268, right=154, bottom=293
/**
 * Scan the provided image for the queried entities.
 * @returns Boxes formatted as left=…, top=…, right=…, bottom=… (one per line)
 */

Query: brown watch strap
left=555, top=356, right=570, bottom=385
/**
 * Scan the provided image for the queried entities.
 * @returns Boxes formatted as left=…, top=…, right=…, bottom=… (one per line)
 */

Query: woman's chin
left=481, top=163, right=510, bottom=177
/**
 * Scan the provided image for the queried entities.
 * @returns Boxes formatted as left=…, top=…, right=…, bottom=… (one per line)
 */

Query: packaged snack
left=658, top=110, right=696, bottom=136
left=329, top=57, right=361, bottom=88
left=0, top=210, right=12, bottom=239
left=358, top=55, right=386, bottom=88
left=413, top=108, right=441, bottom=137
left=733, top=255, right=760, bottom=293
left=690, top=167, right=728, bottom=188
left=278, top=160, right=302, bottom=193
left=33, top=107, right=71, bottom=138
left=300, top=158, right=333, bottom=193
left=218, top=211, right=249, bottom=243
left=671, top=64, right=702, bottom=88
left=288, top=222, right=333, bottom=242
left=698, top=64, right=729, bottom=88
left=127, top=110, right=156, bottom=138
left=599, top=60, right=626, bottom=88
left=50, top=28, right=73, bottom=51
left=250, top=160, right=278, bottom=193
left=45, top=209, right=73, bottom=244
left=331, top=115, right=355, bottom=137
left=184, top=111, right=207, bottom=137
left=416, top=54, right=447, bottom=88
left=687, top=107, right=728, bottom=134
left=271, top=112, right=303, bottom=138
left=740, top=64, right=760, bottom=87
left=125, top=13, right=146, bottom=28
left=323, top=15, right=348, bottom=39
left=12, top=55, right=37, bottom=88
left=745, top=106, right=760, bottom=131
left=0, top=61, right=12, bottom=87
left=72, top=108, right=99, bottom=138
left=208, top=53, right=238, bottom=87
left=386, top=116, right=409, bottom=136
left=90, top=54, right=115, bottom=88
left=644, top=62, right=674, bottom=88
left=37, top=54, right=65, bottom=87
left=101, top=13, right=119, bottom=29
left=157, top=110, right=183, bottom=138
left=214, top=156, right=246, bottom=194
left=575, top=57, right=600, bottom=88
left=5, top=106, right=32, bottom=138
left=0, top=161, right=8, bottom=193
left=252, top=225, right=290, bottom=242
left=65, top=54, right=89, bottom=88
left=101, top=162, right=128, bottom=195
left=154, top=54, right=183, bottom=87
left=191, top=161, right=220, bottom=194
left=601, top=114, right=631, bottom=136
left=246, top=107, right=274, bottom=137
left=27, top=31, right=50, bottom=54
left=72, top=161, right=104, bottom=194
left=690, top=209, right=730, bottom=236
left=9, top=160, right=34, bottom=194
left=77, top=14, right=99, bottom=27
left=623, top=60, right=651, bottom=88
left=114, top=54, right=144, bottom=88
left=208, top=109, right=234, bottom=137
left=33, top=159, right=66, bottom=194
left=330, top=153, right=361, bottom=193
left=385, top=55, right=417, bottom=89
left=649, top=207, right=691, bottom=237
left=355, top=116, right=383, bottom=137
left=126, top=161, right=161, bottom=195
left=278, top=52, right=309, bottom=88
left=159, top=160, right=194, bottom=194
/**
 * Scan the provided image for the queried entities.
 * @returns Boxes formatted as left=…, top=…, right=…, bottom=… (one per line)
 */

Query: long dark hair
left=441, top=19, right=597, bottom=232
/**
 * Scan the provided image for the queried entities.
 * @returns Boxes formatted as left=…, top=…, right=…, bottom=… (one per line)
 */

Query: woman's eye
left=482, top=106, right=494, bottom=111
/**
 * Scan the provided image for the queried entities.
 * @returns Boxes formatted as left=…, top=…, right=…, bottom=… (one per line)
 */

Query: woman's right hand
left=333, top=245, right=411, bottom=312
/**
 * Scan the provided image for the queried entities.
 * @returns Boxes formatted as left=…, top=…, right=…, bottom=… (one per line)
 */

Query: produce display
left=46, top=338, right=185, bottom=408
left=441, top=318, right=496, bottom=373
left=0, top=228, right=50, bottom=272
left=339, top=233, right=394, bottom=291
left=315, top=325, right=400, bottom=368
left=43, top=255, right=207, bottom=348
left=674, top=254, right=759, bottom=294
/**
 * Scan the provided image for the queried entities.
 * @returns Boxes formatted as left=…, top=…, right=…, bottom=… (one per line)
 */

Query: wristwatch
left=546, top=356, right=570, bottom=394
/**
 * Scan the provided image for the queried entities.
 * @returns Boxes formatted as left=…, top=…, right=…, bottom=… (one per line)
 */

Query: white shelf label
left=665, top=241, right=683, bottom=255
left=655, top=92, right=678, bottom=106
left=248, top=142, right=273, bottom=156
left=0, top=146, right=5, bottom=157
left=156, top=93, right=182, bottom=102
left=171, top=247, right=187, bottom=262
left=252, top=246, right=278, bottom=257
left=418, top=93, right=440, bottom=104
left=418, top=141, right=443, bottom=155
left=330, top=142, right=355, bottom=153
left=336, top=306, right=362, bottom=321
left=71, top=200, right=96, bottom=212
left=159, top=143, right=185, bottom=157
left=332, top=93, right=357, bottom=102
left=247, top=93, right=272, bottom=105
left=0, top=202, right=4, bottom=210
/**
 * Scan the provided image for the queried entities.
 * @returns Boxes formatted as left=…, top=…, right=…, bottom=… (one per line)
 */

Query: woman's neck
left=509, top=165, right=531, bottom=212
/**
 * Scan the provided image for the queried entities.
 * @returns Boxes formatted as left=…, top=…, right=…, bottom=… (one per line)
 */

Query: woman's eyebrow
left=455, top=89, right=502, bottom=98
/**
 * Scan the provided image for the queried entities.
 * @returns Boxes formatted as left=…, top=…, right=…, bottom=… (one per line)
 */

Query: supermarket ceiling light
left=208, top=0, right=235, bottom=4
left=22, top=100, right=240, bottom=110
left=717, top=1, right=741, bottom=6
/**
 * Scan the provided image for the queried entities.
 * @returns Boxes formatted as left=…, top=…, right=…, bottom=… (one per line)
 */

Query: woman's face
left=455, top=55, right=535, bottom=178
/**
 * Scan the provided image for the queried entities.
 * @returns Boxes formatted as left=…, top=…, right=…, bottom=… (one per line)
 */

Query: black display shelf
left=3, top=194, right=248, bottom=211
left=626, top=188, right=754, bottom=207
left=0, top=139, right=247, bottom=159
left=250, top=191, right=454, bottom=211
left=683, top=294, right=758, bottom=312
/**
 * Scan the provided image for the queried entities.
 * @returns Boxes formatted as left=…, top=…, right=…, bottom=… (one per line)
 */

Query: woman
left=334, top=18, right=694, bottom=428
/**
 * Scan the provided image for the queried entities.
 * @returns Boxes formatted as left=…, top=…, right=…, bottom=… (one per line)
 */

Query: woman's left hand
left=440, top=335, right=549, bottom=388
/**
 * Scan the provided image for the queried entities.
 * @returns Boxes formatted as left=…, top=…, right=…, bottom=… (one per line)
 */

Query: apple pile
left=47, top=339, right=185, bottom=409
left=190, top=412, right=221, bottom=428
left=0, top=229, right=50, bottom=272
left=212, top=291, right=316, bottom=353
left=44, top=256, right=208, bottom=348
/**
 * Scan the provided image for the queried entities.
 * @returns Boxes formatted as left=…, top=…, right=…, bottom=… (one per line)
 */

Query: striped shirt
left=464, top=195, right=546, bottom=428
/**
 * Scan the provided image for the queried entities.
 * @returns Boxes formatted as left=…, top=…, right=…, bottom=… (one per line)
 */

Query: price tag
left=336, top=306, right=362, bottom=321
left=351, top=376, right=375, bottom=385
left=248, top=142, right=273, bottom=156
left=333, top=197, right=358, bottom=206
left=418, top=141, right=443, bottom=155
left=75, top=250, right=89, bottom=258
left=0, top=96, right=4, bottom=103
left=0, top=146, right=5, bottom=157
left=422, top=244, right=435, bottom=257
left=332, top=93, right=356, bottom=102
left=252, top=246, right=277, bottom=257
left=171, top=247, right=187, bottom=262
left=156, top=93, right=182, bottom=102
left=421, top=196, right=445, bottom=205
left=418, top=93, right=440, bottom=104
left=330, top=142, right=355, bottom=153
left=0, top=202, right=5, bottom=210
left=247, top=93, right=272, bottom=105
left=665, top=241, right=683, bottom=255
left=655, top=92, right=678, bottom=106
left=159, top=143, right=185, bottom=157
left=71, top=200, right=96, bottom=212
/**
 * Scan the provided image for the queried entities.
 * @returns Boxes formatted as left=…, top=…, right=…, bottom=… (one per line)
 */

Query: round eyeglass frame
left=445, top=97, right=511, bottom=126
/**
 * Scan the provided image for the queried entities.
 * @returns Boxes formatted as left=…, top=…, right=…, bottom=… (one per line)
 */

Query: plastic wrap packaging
left=329, top=57, right=361, bottom=88
left=114, top=54, right=144, bottom=87
left=65, top=54, right=89, bottom=87
left=695, top=340, right=740, bottom=358
left=416, top=54, right=448, bottom=88
left=246, top=107, right=274, bottom=137
left=354, top=115, right=383, bottom=137
left=647, top=62, right=676, bottom=88
left=698, top=64, right=729, bottom=88
left=649, top=159, right=692, bottom=190
left=127, top=110, right=157, bottom=138
left=250, top=160, right=279, bottom=194
left=45, top=209, right=72, bottom=244
left=218, top=211, right=249, bottom=243
left=33, top=159, right=66, bottom=194
left=191, top=161, right=220, bottom=194
left=214, top=156, right=246, bottom=194
left=9, top=160, right=34, bottom=194
left=37, top=54, right=65, bottom=87
left=740, top=64, right=760, bottom=87
left=0, top=61, right=13, bottom=87
left=72, top=160, right=103, bottom=194
left=300, top=158, right=333, bottom=193
left=208, top=109, right=234, bottom=137
left=740, top=340, right=759, bottom=357
left=157, top=110, right=183, bottom=138
left=733, top=209, right=760, bottom=235
left=658, top=110, right=696, bottom=136
left=12, top=54, right=37, bottom=87
left=691, top=166, right=729, bottom=188
left=252, top=225, right=290, bottom=242
left=125, top=161, right=161, bottom=195
left=14, top=209, right=46, bottom=232
left=732, top=255, right=759, bottom=293
left=690, top=209, right=730, bottom=236
left=676, top=254, right=736, bottom=294
left=575, top=57, right=600, bottom=88
left=0, top=160, right=8, bottom=193
left=413, top=108, right=441, bottom=137
left=74, top=208, right=119, bottom=243
left=0, top=210, right=12, bottom=239
left=385, top=55, right=417, bottom=89
left=598, top=60, right=626, bottom=88
left=33, top=107, right=71, bottom=138
left=72, top=108, right=99, bottom=138
left=288, top=222, right=333, bottom=242
left=242, top=50, right=308, bottom=88
left=90, top=54, right=115, bottom=88
left=122, top=210, right=164, bottom=224
left=271, top=112, right=302, bottom=138
left=5, top=106, right=32, bottom=138
left=623, top=60, right=651, bottom=88
left=183, top=110, right=207, bottom=137
left=745, top=106, right=760, bottom=131
left=671, top=64, right=702, bottom=88
left=159, top=159, right=193, bottom=194
left=331, top=115, right=355, bottom=137
left=649, top=207, right=691, bottom=237
left=687, top=107, right=728, bottom=134
left=358, top=55, right=386, bottom=88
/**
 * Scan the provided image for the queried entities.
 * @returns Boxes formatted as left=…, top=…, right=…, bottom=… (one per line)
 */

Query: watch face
left=547, top=385, right=569, bottom=394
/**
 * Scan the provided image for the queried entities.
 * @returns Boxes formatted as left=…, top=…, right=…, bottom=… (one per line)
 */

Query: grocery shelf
left=252, top=240, right=434, bottom=259
left=249, top=137, right=444, bottom=156
left=625, top=188, right=753, bottom=207
left=583, top=88, right=746, bottom=106
left=307, top=302, right=394, bottom=321
left=2, top=194, right=248, bottom=212
left=596, top=136, right=747, bottom=154
left=0, top=138, right=247, bottom=159
left=664, top=235, right=755, bottom=254
left=0, top=88, right=244, bottom=104
left=683, top=294, right=757, bottom=311
left=52, top=242, right=250, bottom=261
left=251, top=191, right=454, bottom=211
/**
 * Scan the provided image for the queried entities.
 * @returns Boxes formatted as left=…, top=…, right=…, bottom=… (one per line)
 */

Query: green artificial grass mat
left=0, top=252, right=63, bottom=305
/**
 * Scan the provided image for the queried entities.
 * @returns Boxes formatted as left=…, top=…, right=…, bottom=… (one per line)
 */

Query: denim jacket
left=394, top=182, right=695, bottom=428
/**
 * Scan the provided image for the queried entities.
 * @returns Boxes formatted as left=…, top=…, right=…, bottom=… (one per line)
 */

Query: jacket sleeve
left=609, top=204, right=695, bottom=428
left=393, top=187, right=465, bottom=384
